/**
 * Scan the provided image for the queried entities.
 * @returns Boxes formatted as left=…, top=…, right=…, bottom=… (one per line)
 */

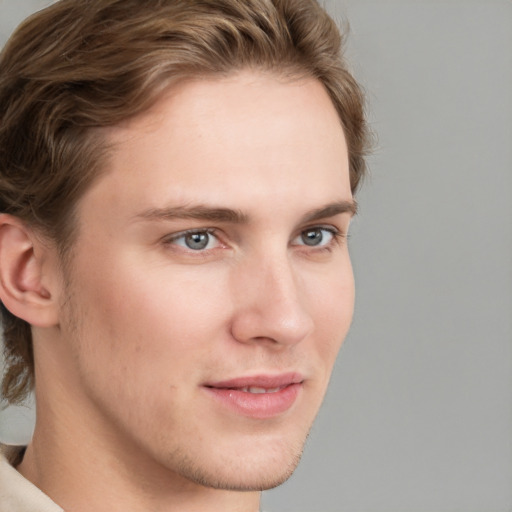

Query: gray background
left=1, top=1, right=511, bottom=511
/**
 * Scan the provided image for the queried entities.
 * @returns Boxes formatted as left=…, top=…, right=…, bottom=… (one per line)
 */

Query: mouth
left=202, top=373, right=304, bottom=419
left=230, top=385, right=286, bottom=394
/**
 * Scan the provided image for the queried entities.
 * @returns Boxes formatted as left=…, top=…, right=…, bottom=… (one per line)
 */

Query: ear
left=0, top=214, right=60, bottom=327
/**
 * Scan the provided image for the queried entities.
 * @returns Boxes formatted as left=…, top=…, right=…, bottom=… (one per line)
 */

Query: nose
left=229, top=253, right=314, bottom=347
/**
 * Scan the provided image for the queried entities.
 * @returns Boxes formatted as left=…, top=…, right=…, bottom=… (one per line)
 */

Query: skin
left=14, top=70, right=355, bottom=512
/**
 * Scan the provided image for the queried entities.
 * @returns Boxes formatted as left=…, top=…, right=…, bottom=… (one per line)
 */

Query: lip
left=203, top=372, right=304, bottom=419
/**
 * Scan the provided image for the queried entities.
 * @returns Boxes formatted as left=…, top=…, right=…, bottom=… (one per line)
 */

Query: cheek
left=309, top=260, right=355, bottom=367
left=68, top=254, right=230, bottom=386
left=61, top=258, right=234, bottom=440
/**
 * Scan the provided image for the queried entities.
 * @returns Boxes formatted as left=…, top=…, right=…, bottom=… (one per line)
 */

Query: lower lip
left=203, top=383, right=302, bottom=419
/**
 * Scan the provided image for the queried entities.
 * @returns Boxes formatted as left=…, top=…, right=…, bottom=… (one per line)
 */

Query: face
left=54, top=70, right=355, bottom=491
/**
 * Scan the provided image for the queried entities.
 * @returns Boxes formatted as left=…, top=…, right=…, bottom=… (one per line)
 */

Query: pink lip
left=203, top=373, right=304, bottom=419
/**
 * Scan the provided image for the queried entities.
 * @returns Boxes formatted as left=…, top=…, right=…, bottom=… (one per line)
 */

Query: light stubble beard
left=160, top=429, right=311, bottom=492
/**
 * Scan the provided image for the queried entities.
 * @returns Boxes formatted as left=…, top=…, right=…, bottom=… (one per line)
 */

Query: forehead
left=83, top=70, right=351, bottom=222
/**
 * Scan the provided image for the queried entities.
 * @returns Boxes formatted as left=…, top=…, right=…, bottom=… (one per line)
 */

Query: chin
left=182, top=454, right=303, bottom=491
left=167, top=434, right=306, bottom=491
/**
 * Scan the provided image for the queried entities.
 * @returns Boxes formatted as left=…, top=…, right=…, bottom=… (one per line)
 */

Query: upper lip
left=204, top=372, right=304, bottom=389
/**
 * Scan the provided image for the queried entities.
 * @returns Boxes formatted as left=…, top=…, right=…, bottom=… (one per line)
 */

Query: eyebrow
left=300, top=199, right=358, bottom=223
left=135, top=205, right=249, bottom=223
left=134, top=199, right=357, bottom=224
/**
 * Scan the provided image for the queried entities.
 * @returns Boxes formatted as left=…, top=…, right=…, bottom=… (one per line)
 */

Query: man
left=0, top=1, right=369, bottom=511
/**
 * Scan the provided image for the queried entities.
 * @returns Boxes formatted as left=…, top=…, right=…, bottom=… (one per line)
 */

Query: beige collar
left=0, top=444, right=63, bottom=512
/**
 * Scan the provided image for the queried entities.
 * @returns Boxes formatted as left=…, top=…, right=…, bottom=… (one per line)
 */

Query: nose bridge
left=230, top=247, right=314, bottom=346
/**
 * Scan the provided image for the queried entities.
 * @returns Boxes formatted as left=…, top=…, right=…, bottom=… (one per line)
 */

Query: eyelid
left=299, top=223, right=344, bottom=237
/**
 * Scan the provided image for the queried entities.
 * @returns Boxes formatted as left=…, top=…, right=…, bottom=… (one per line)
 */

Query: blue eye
left=294, top=228, right=335, bottom=247
left=170, top=230, right=220, bottom=251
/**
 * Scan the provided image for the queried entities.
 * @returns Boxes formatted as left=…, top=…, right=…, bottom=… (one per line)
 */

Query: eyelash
left=162, top=226, right=347, bottom=254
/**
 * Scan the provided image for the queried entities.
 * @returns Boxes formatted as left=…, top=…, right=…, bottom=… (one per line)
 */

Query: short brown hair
left=0, top=0, right=370, bottom=404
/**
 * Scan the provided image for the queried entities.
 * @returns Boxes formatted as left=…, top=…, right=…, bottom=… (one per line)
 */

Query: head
left=0, top=0, right=369, bottom=493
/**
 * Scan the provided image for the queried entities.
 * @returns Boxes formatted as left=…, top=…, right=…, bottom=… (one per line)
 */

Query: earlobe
left=0, top=214, right=59, bottom=327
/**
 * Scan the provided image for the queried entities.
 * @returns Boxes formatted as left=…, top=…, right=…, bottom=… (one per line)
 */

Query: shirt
left=0, top=444, right=63, bottom=512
